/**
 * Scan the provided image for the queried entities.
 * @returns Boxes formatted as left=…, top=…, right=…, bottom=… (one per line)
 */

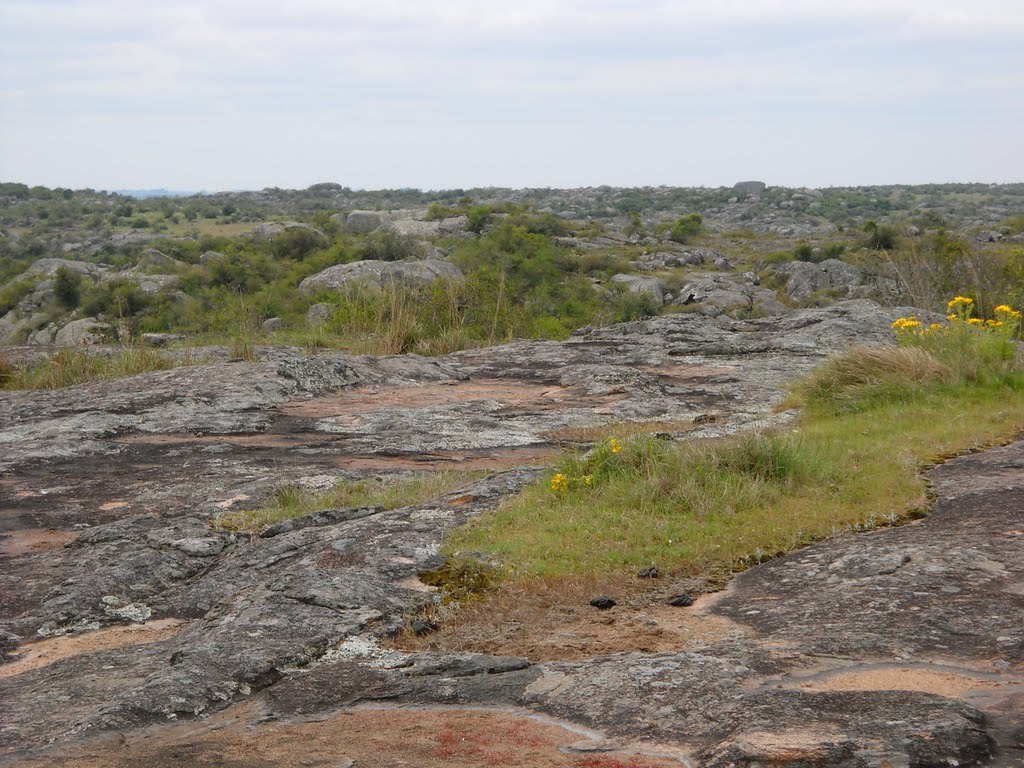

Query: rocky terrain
left=2, top=300, right=1022, bottom=767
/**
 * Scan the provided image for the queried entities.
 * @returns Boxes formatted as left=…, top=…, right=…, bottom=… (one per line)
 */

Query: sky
left=1, top=0, right=1023, bottom=192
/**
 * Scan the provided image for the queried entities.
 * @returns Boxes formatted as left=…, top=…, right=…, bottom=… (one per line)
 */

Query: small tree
left=53, top=266, right=82, bottom=309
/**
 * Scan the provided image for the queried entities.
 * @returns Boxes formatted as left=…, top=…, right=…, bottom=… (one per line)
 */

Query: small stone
left=638, top=566, right=659, bottom=579
left=410, top=619, right=438, bottom=635
left=668, top=593, right=694, bottom=607
left=590, top=596, right=616, bottom=610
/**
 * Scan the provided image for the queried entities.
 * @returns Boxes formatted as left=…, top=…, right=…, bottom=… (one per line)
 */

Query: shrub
left=53, top=267, right=82, bottom=309
left=669, top=213, right=703, bottom=244
left=359, top=228, right=421, bottom=261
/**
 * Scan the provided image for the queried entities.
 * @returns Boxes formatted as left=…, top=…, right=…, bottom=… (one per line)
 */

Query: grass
left=215, top=470, right=486, bottom=533
left=445, top=327, right=1024, bottom=580
left=0, top=346, right=186, bottom=390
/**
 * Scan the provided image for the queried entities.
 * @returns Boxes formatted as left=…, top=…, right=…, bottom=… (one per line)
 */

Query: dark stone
left=410, top=619, right=438, bottom=636
left=637, top=566, right=659, bottom=579
left=590, top=596, right=616, bottom=610
left=668, top=593, right=694, bottom=607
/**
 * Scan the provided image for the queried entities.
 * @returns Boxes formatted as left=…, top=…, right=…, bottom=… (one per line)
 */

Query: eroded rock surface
left=2, top=300, right=1021, bottom=766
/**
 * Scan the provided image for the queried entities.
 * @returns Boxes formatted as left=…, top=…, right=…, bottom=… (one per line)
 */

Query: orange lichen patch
left=33, top=706, right=684, bottom=768
left=0, top=529, right=79, bottom=558
left=98, top=501, right=129, bottom=511
left=0, top=619, right=186, bottom=679
left=445, top=494, right=479, bottom=505
left=794, top=668, right=1015, bottom=698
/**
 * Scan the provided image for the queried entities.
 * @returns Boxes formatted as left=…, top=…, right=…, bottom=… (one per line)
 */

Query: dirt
left=791, top=666, right=1022, bottom=698
left=23, top=705, right=686, bottom=768
left=393, top=577, right=745, bottom=662
left=0, top=619, right=186, bottom=679
left=0, top=528, right=78, bottom=558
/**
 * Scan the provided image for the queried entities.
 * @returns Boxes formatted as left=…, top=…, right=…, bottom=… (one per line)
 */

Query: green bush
left=53, top=267, right=82, bottom=309
left=669, top=213, right=703, bottom=244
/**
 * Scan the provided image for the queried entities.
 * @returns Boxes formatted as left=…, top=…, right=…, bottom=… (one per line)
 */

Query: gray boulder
left=54, top=317, right=110, bottom=346
left=733, top=180, right=767, bottom=195
left=306, top=303, right=334, bottom=326
left=388, top=220, right=441, bottom=238
left=772, top=259, right=866, bottom=302
left=344, top=211, right=385, bottom=234
left=23, top=258, right=107, bottom=280
left=136, top=250, right=184, bottom=271
left=439, top=215, right=470, bottom=235
left=609, top=274, right=665, bottom=305
left=199, top=250, right=225, bottom=264
left=299, top=259, right=464, bottom=295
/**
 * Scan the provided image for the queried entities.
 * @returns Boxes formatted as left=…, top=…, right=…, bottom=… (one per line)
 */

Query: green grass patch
left=215, top=471, right=486, bottom=533
left=1, top=346, right=186, bottom=390
left=447, top=314, right=1024, bottom=580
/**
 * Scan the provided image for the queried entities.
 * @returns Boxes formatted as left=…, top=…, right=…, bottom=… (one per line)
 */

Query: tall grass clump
left=1, top=346, right=180, bottom=390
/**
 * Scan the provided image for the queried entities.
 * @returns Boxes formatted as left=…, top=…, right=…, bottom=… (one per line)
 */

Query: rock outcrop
left=1, top=300, right=1021, bottom=766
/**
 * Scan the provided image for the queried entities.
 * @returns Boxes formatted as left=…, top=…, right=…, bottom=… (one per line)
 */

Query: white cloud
left=1, top=0, right=1021, bottom=187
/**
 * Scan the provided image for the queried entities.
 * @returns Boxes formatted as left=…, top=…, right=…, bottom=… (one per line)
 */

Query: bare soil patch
left=393, top=575, right=746, bottom=662
left=792, top=666, right=1020, bottom=698
left=0, top=528, right=78, bottom=558
left=0, top=619, right=186, bottom=680
left=27, top=705, right=685, bottom=768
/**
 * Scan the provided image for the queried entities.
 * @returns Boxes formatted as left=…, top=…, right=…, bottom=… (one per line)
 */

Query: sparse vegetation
left=1, top=346, right=185, bottom=390
left=214, top=471, right=486, bottom=533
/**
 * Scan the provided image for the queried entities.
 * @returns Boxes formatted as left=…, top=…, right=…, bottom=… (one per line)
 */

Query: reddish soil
left=25, top=706, right=686, bottom=768
left=0, top=528, right=79, bottom=558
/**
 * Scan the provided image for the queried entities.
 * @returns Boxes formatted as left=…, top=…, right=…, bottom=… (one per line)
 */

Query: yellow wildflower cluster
left=894, top=296, right=1021, bottom=341
left=996, top=304, right=1023, bottom=320
left=550, top=437, right=624, bottom=493
left=891, top=316, right=921, bottom=331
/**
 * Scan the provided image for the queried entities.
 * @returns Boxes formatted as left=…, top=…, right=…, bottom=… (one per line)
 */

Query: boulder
left=199, top=250, right=225, bottom=264
left=733, top=180, right=767, bottom=195
left=136, top=250, right=184, bottom=271
left=261, top=317, right=285, bottom=333
left=23, top=258, right=107, bottom=280
left=439, top=215, right=470, bottom=235
left=306, top=303, right=334, bottom=326
left=771, top=259, right=865, bottom=302
left=299, top=259, right=464, bottom=295
left=344, top=211, right=385, bottom=234
left=53, top=317, right=110, bottom=346
left=609, top=274, right=664, bottom=305
left=388, top=220, right=441, bottom=238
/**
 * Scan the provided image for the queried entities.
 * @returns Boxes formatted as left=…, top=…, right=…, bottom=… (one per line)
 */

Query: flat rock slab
left=3, top=300, right=1021, bottom=766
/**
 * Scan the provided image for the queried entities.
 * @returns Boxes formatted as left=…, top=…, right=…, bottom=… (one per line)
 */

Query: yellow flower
left=994, top=304, right=1014, bottom=313
left=947, top=314, right=959, bottom=321
left=609, top=438, right=622, bottom=454
left=948, top=296, right=974, bottom=309
left=968, top=317, right=984, bottom=326
left=583, top=475, right=593, bottom=486
left=929, top=323, right=943, bottom=330
left=891, top=316, right=921, bottom=331
left=550, top=473, right=568, bottom=492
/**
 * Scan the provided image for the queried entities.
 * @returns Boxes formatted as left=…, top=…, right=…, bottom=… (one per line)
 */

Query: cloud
left=1, top=0, right=1022, bottom=188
